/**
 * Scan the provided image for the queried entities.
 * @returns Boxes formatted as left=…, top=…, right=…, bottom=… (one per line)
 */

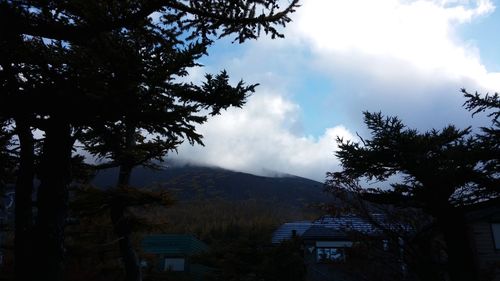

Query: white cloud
left=292, top=0, right=499, bottom=91
left=170, top=0, right=499, bottom=180
left=172, top=93, right=355, bottom=181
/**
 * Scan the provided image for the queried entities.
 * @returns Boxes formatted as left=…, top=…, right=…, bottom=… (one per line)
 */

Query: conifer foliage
left=327, top=93, right=499, bottom=281
left=0, top=1, right=299, bottom=281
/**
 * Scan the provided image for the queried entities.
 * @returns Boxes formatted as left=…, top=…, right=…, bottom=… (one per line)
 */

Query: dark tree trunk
left=111, top=163, right=142, bottom=281
left=438, top=206, right=477, bottom=281
left=34, top=119, right=72, bottom=281
left=405, top=235, right=443, bottom=281
left=14, top=118, right=34, bottom=281
left=111, top=123, right=142, bottom=281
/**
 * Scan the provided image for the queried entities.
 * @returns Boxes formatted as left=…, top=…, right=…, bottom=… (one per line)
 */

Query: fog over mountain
left=92, top=161, right=331, bottom=212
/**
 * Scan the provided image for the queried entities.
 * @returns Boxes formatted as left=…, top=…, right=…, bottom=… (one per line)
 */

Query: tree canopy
left=326, top=92, right=499, bottom=281
left=0, top=1, right=300, bottom=281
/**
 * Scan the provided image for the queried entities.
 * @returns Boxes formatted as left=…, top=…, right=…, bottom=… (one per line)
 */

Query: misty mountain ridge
left=92, top=161, right=329, bottom=210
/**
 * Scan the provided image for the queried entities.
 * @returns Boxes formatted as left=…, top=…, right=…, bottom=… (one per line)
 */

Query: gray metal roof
left=301, top=225, right=348, bottom=240
left=272, top=214, right=392, bottom=244
left=271, top=222, right=313, bottom=244
left=313, top=215, right=384, bottom=234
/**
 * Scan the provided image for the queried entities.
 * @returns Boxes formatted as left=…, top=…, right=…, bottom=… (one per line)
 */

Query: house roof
left=463, top=197, right=500, bottom=222
left=271, top=214, right=395, bottom=244
left=313, top=215, right=384, bottom=234
left=301, top=225, right=348, bottom=240
left=141, top=234, right=208, bottom=256
left=271, top=222, right=314, bottom=244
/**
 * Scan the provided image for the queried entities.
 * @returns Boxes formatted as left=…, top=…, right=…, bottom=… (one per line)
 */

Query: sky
left=171, top=0, right=500, bottom=182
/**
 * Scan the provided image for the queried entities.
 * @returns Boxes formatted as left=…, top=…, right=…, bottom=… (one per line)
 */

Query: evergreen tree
left=0, top=120, right=16, bottom=190
left=71, top=21, right=255, bottom=281
left=0, top=1, right=300, bottom=281
left=462, top=89, right=499, bottom=188
left=327, top=93, right=499, bottom=281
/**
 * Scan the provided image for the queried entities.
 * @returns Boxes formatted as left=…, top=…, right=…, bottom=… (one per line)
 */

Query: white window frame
left=316, top=247, right=346, bottom=262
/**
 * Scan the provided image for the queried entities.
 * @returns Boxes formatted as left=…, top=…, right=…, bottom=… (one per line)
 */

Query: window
left=164, top=258, right=185, bottom=271
left=316, top=247, right=345, bottom=262
left=492, top=223, right=500, bottom=250
left=382, top=239, right=389, bottom=251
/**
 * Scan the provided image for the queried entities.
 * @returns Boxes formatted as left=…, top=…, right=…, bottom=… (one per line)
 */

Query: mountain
left=92, top=163, right=329, bottom=210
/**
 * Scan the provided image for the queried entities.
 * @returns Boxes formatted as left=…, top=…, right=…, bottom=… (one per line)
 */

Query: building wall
left=469, top=221, right=500, bottom=281
left=303, top=238, right=407, bottom=281
left=303, top=240, right=357, bottom=281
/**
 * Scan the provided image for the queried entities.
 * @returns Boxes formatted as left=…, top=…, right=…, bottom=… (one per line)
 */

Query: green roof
left=141, top=234, right=208, bottom=256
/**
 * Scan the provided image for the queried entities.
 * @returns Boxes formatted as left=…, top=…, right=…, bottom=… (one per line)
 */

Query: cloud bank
left=171, top=0, right=499, bottom=181
left=173, top=93, right=354, bottom=181
left=291, top=0, right=499, bottom=128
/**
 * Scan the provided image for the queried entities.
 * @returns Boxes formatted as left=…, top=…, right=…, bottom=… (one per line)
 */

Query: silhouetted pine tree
left=0, top=1, right=299, bottom=281
left=327, top=93, right=499, bottom=281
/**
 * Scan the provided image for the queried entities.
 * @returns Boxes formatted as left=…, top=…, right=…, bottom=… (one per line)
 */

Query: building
left=272, top=221, right=314, bottom=244
left=273, top=215, right=406, bottom=281
left=141, top=234, right=210, bottom=281
left=464, top=198, right=500, bottom=281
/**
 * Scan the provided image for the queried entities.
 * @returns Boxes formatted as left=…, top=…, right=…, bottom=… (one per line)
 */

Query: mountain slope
left=92, top=164, right=328, bottom=209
